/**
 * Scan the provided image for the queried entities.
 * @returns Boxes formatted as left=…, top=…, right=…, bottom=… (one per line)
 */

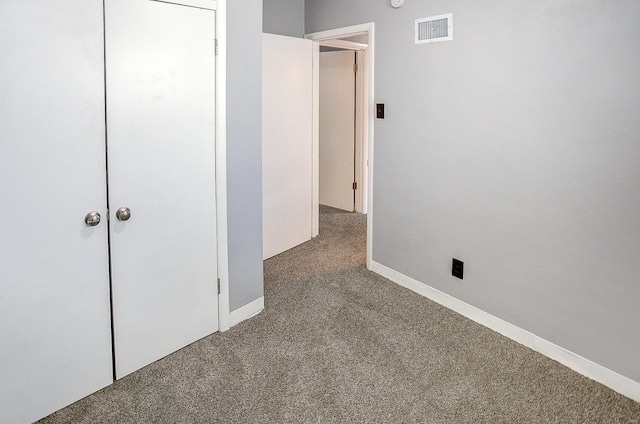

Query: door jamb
left=306, top=22, right=375, bottom=269
left=354, top=49, right=367, bottom=214
left=215, top=0, right=231, bottom=331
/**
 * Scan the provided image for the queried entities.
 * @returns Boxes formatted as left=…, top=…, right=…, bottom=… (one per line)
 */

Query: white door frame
left=306, top=23, right=375, bottom=269
left=214, top=0, right=231, bottom=331
left=354, top=48, right=367, bottom=214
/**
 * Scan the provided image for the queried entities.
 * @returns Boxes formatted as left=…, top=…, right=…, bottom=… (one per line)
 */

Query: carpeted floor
left=40, top=206, right=640, bottom=423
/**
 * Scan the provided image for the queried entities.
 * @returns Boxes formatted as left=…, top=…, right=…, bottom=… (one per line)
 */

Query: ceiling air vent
left=415, top=13, right=453, bottom=44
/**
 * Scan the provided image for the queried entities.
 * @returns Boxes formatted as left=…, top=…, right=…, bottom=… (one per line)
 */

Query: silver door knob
left=116, top=207, right=131, bottom=221
left=84, top=211, right=101, bottom=227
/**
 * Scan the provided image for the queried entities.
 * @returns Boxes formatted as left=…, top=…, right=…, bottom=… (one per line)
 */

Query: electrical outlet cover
left=452, top=258, right=464, bottom=279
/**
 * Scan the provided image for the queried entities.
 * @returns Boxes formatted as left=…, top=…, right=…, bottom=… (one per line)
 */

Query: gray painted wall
left=227, top=0, right=264, bottom=311
left=263, top=0, right=305, bottom=37
left=306, top=0, right=640, bottom=383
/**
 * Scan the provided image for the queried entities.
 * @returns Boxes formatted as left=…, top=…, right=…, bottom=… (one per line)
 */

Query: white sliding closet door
left=105, top=0, right=218, bottom=378
left=262, top=33, right=314, bottom=259
left=0, top=1, right=113, bottom=423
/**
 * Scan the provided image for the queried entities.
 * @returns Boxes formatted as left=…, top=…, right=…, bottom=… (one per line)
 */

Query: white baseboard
left=229, top=296, right=264, bottom=328
left=370, top=260, right=640, bottom=403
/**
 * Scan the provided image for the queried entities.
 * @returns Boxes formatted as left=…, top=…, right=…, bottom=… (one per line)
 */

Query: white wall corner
left=369, top=260, right=640, bottom=403
left=229, top=297, right=264, bottom=328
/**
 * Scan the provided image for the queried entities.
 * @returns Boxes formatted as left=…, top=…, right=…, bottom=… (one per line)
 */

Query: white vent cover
left=415, top=13, right=453, bottom=44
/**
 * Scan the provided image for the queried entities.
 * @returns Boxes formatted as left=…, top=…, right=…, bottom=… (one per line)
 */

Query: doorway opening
left=306, top=23, right=375, bottom=269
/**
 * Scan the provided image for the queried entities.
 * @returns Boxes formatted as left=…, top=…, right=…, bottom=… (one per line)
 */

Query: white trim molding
left=311, top=41, right=320, bottom=238
left=215, top=0, right=230, bottom=332
left=370, top=260, right=640, bottom=403
left=229, top=297, right=264, bottom=328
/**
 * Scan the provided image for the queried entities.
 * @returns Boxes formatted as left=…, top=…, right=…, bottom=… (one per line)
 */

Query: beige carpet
left=40, top=205, right=640, bottom=423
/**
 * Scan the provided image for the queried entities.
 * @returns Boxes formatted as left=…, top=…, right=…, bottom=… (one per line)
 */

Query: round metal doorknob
left=116, top=207, right=131, bottom=221
left=84, top=211, right=101, bottom=227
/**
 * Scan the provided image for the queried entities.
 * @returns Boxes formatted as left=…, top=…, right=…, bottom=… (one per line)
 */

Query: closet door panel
left=105, top=0, right=218, bottom=378
left=0, top=1, right=113, bottom=423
